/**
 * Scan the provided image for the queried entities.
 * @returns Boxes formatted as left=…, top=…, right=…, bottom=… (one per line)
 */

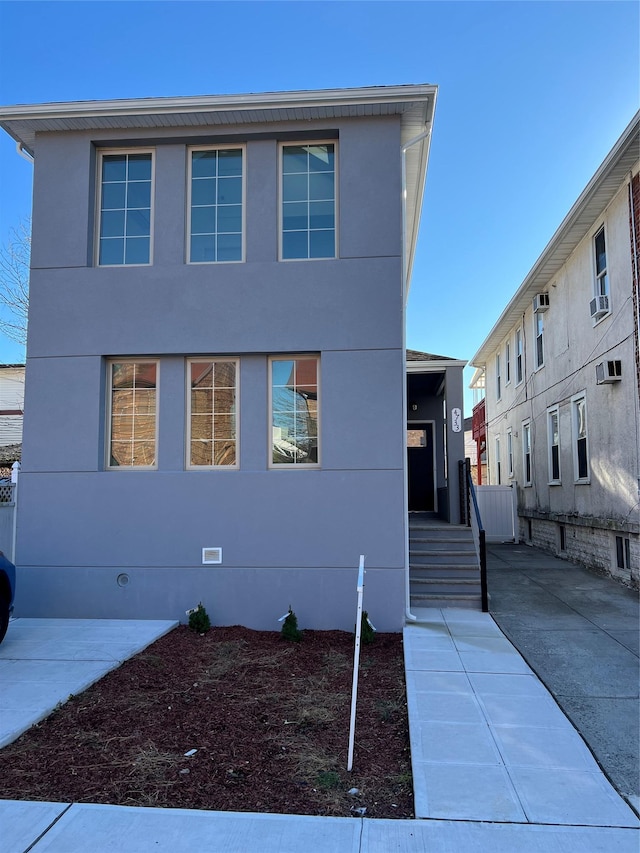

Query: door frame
left=407, top=420, right=438, bottom=513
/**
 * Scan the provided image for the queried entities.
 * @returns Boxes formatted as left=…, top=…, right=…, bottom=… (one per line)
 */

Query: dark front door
left=408, top=424, right=435, bottom=511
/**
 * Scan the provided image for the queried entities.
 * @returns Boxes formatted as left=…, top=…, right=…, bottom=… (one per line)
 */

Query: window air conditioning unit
left=533, top=293, right=550, bottom=313
left=590, top=295, right=609, bottom=319
left=595, top=360, right=622, bottom=385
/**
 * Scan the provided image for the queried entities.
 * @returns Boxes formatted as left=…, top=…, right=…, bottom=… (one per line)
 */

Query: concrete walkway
left=487, top=543, right=640, bottom=812
left=1, top=594, right=639, bottom=852
left=0, top=618, right=177, bottom=748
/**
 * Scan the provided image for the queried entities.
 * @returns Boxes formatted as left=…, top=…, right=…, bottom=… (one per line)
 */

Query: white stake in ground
left=347, top=554, right=365, bottom=772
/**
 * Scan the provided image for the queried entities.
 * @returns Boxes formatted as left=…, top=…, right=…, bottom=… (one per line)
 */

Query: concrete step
left=410, top=548, right=476, bottom=560
left=410, top=592, right=482, bottom=610
left=409, top=578, right=480, bottom=595
left=410, top=558, right=479, bottom=570
left=411, top=567, right=480, bottom=580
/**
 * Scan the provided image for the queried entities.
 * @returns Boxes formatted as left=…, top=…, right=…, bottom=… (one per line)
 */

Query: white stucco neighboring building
left=470, top=112, right=639, bottom=586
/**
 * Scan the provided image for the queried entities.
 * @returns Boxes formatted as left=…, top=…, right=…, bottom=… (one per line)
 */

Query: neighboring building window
left=594, top=226, right=608, bottom=297
left=270, top=356, right=319, bottom=466
left=572, top=394, right=589, bottom=481
left=547, top=406, right=560, bottom=484
left=495, top=353, right=501, bottom=400
left=281, top=144, right=335, bottom=260
left=187, top=359, right=238, bottom=468
left=522, top=420, right=532, bottom=485
left=515, top=329, right=523, bottom=385
left=534, top=313, right=544, bottom=369
left=98, top=151, right=153, bottom=265
left=506, top=428, right=513, bottom=478
left=616, top=536, right=631, bottom=571
left=495, top=436, right=501, bottom=485
left=188, top=147, right=243, bottom=263
left=505, top=341, right=511, bottom=385
left=107, top=361, right=157, bottom=468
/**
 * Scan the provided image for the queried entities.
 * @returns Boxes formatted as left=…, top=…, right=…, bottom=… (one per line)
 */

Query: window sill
left=574, top=478, right=591, bottom=485
left=548, top=480, right=562, bottom=487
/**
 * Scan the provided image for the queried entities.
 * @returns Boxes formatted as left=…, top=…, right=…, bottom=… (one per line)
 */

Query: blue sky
left=0, top=0, right=638, bottom=412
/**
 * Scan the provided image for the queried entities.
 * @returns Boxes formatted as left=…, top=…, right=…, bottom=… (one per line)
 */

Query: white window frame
left=522, top=419, right=532, bottom=486
left=534, top=312, right=544, bottom=370
left=106, top=359, right=159, bottom=470
left=506, top=428, right=514, bottom=479
left=515, top=328, right=523, bottom=385
left=187, top=145, right=245, bottom=264
left=186, top=358, right=239, bottom=470
left=279, top=141, right=338, bottom=261
left=495, top=352, right=502, bottom=400
left=269, top=355, right=320, bottom=469
left=547, top=405, right=561, bottom=485
left=505, top=340, right=511, bottom=386
left=593, top=224, right=609, bottom=298
left=494, top=436, right=502, bottom=485
left=96, top=148, right=154, bottom=267
left=572, top=392, right=590, bottom=483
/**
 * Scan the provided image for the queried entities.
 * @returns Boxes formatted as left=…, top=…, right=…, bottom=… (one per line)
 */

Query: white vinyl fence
left=0, top=462, right=19, bottom=561
left=476, top=484, right=517, bottom=543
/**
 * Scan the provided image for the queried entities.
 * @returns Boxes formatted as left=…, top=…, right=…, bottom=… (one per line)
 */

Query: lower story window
left=616, top=535, right=631, bottom=571
left=270, top=356, right=319, bottom=466
left=188, top=359, right=238, bottom=467
left=108, top=360, right=157, bottom=468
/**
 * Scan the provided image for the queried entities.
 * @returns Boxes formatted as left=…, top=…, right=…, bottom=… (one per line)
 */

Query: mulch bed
left=0, top=626, right=413, bottom=818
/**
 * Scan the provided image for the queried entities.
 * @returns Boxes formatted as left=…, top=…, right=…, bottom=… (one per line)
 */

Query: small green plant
left=188, top=602, right=211, bottom=634
left=317, top=770, right=341, bottom=790
left=358, top=610, right=376, bottom=645
left=281, top=606, right=302, bottom=642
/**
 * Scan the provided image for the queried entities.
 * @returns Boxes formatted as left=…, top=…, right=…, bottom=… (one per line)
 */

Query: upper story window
left=270, top=356, right=319, bottom=466
left=188, top=147, right=244, bottom=263
left=107, top=360, right=157, bottom=468
left=505, top=341, right=511, bottom=385
left=594, top=226, right=608, bottom=298
left=281, top=144, right=336, bottom=260
left=547, top=405, right=560, bottom=484
left=572, top=393, right=589, bottom=482
left=534, top=313, right=544, bottom=369
left=187, top=359, right=238, bottom=468
left=590, top=225, right=611, bottom=322
left=495, top=353, right=502, bottom=400
left=98, top=151, right=153, bottom=266
left=515, top=328, right=523, bottom=385
left=522, top=420, right=532, bottom=486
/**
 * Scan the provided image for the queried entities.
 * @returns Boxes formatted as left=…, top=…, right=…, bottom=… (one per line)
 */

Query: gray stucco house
left=0, top=84, right=468, bottom=630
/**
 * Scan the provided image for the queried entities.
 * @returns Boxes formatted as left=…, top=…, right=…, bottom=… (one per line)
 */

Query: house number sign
left=451, top=408, right=462, bottom=433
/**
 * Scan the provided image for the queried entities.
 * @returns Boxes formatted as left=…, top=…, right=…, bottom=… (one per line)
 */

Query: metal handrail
left=460, top=459, right=488, bottom=612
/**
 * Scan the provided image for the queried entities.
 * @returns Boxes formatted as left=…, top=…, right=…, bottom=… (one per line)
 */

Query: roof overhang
left=469, top=111, right=640, bottom=368
left=407, top=358, right=467, bottom=373
left=0, top=84, right=437, bottom=290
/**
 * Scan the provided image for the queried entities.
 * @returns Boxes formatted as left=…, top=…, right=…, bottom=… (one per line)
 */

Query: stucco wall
left=17, top=115, right=409, bottom=629
left=484, top=168, right=639, bottom=580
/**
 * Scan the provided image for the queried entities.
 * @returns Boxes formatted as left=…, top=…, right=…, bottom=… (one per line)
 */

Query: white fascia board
left=406, top=359, right=467, bottom=372
left=0, top=84, right=437, bottom=124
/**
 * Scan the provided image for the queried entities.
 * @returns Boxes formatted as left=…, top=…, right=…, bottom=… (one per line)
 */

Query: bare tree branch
left=0, top=218, right=30, bottom=347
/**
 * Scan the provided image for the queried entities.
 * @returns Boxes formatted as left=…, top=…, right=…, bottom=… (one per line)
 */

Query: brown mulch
left=0, top=626, right=413, bottom=819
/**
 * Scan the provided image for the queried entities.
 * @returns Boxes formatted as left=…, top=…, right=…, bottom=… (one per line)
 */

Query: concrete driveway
left=487, top=543, right=639, bottom=813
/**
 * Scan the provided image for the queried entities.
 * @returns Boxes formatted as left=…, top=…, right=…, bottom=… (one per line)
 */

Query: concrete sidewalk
left=487, top=543, right=640, bottom=812
left=404, top=609, right=637, bottom=827
left=2, top=800, right=639, bottom=853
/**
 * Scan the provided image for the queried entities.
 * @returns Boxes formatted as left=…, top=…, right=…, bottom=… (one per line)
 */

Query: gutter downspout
left=401, top=128, right=431, bottom=624
left=16, top=141, right=34, bottom=162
